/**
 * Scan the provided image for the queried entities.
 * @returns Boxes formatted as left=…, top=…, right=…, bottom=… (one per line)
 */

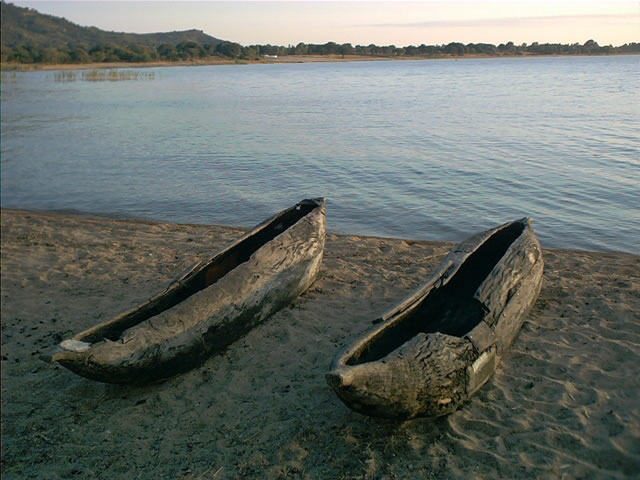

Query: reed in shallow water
left=0, top=71, right=19, bottom=83
left=53, top=70, right=156, bottom=82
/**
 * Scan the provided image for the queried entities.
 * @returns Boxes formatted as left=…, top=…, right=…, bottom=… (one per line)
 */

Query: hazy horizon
left=11, top=1, right=640, bottom=47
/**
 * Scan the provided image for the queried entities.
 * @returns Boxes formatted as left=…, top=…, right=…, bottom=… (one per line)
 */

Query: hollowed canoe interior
left=81, top=202, right=320, bottom=343
left=346, top=222, right=525, bottom=366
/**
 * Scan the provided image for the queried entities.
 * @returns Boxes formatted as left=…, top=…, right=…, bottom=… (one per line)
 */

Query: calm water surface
left=1, top=56, right=639, bottom=252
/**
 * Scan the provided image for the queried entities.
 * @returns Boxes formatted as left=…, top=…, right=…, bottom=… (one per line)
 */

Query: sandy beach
left=1, top=208, right=638, bottom=479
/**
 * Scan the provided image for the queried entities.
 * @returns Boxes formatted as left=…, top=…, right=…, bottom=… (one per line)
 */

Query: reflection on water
left=1, top=56, right=639, bottom=253
left=53, top=70, right=157, bottom=82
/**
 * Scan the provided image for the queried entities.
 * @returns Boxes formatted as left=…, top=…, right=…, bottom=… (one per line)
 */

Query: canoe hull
left=327, top=218, right=543, bottom=419
left=50, top=199, right=326, bottom=384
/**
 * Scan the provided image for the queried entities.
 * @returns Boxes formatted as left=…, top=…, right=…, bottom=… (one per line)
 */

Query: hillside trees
left=2, top=39, right=639, bottom=65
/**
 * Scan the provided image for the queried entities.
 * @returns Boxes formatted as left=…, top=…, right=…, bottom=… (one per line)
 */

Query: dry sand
left=1, top=209, right=638, bottom=479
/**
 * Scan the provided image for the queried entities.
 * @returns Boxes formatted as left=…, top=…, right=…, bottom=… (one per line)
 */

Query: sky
left=12, top=1, right=640, bottom=47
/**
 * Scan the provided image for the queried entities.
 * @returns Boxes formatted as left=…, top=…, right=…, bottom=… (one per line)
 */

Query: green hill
left=1, top=2, right=222, bottom=48
left=2, top=0, right=637, bottom=66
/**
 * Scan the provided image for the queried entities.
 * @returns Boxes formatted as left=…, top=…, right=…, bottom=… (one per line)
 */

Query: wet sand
left=1, top=208, right=638, bottom=479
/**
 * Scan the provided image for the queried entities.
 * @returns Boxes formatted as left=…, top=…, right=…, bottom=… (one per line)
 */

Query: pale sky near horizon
left=12, top=1, right=640, bottom=47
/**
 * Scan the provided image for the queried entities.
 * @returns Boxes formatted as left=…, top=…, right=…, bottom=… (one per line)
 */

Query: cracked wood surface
left=328, top=218, right=543, bottom=418
left=48, top=199, right=326, bottom=384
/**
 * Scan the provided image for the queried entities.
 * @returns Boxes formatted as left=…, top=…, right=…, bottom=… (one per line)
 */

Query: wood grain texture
left=327, top=332, right=476, bottom=418
left=48, top=199, right=326, bottom=384
left=327, top=218, right=543, bottom=419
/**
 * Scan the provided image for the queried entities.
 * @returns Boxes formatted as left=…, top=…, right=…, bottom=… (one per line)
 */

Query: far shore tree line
left=2, top=39, right=639, bottom=64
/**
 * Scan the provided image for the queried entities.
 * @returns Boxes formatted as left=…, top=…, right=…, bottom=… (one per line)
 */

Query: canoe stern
left=327, top=332, right=477, bottom=418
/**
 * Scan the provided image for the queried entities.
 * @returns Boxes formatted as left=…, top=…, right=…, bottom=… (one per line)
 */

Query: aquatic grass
left=53, top=71, right=77, bottom=82
left=53, top=70, right=157, bottom=82
left=1, top=72, right=20, bottom=83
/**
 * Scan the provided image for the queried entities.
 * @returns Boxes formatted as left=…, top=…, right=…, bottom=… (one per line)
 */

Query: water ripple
left=1, top=56, right=639, bottom=252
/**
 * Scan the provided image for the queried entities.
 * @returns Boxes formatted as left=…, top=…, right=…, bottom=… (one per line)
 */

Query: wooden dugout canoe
left=44, top=198, right=326, bottom=384
left=327, top=218, right=543, bottom=419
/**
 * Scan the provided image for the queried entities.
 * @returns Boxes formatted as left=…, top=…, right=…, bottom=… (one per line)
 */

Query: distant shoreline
left=2, top=52, right=637, bottom=71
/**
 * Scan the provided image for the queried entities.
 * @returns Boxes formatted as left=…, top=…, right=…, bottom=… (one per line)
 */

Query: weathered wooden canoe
left=44, top=198, right=326, bottom=384
left=327, top=218, right=543, bottom=419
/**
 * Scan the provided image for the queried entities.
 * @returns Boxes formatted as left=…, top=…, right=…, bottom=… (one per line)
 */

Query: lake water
left=1, top=56, right=639, bottom=253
